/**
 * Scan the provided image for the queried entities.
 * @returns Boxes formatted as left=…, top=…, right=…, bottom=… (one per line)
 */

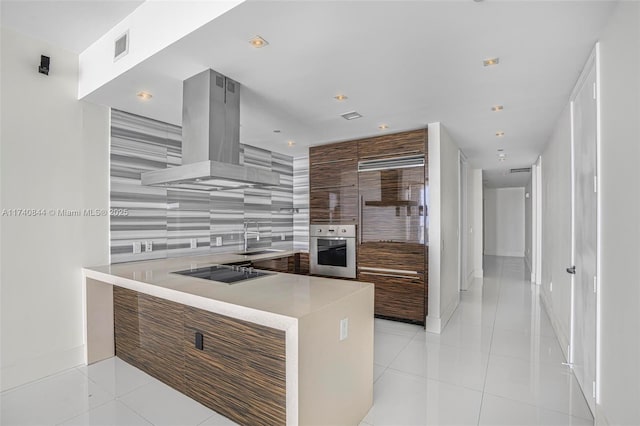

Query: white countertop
left=83, top=250, right=372, bottom=330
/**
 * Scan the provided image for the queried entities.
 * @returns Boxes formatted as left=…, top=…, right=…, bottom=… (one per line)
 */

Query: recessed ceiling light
left=334, top=94, right=348, bottom=101
left=496, top=131, right=505, bottom=137
left=378, top=124, right=389, bottom=130
left=483, top=57, right=500, bottom=67
left=136, top=91, right=152, bottom=100
left=341, top=111, right=363, bottom=120
left=492, top=105, right=504, bottom=112
left=249, top=36, right=269, bottom=48
left=287, top=140, right=295, bottom=147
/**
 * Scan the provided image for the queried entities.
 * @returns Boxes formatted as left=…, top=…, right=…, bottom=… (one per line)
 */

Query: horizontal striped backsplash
left=110, top=109, right=295, bottom=263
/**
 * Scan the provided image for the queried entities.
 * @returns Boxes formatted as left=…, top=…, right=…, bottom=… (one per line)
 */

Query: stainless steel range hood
left=141, top=69, right=280, bottom=191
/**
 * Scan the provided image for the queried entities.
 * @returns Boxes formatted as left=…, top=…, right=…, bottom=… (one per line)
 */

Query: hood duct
left=141, top=69, right=280, bottom=191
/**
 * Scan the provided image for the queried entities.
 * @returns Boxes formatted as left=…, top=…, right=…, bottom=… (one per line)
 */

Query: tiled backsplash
left=293, top=156, right=309, bottom=250
left=110, top=109, right=295, bottom=263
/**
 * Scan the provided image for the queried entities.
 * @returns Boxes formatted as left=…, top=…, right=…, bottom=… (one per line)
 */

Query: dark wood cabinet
left=358, top=242, right=427, bottom=323
left=309, top=140, right=358, bottom=223
left=113, top=287, right=287, bottom=426
left=113, top=287, right=185, bottom=392
left=357, top=129, right=426, bottom=160
left=184, top=307, right=286, bottom=426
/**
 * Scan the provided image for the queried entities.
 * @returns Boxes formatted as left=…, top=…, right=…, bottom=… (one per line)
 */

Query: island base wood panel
left=113, top=287, right=286, bottom=426
left=184, top=307, right=286, bottom=426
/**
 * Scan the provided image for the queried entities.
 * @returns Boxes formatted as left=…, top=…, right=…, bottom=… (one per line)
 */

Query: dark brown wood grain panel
left=251, top=256, right=290, bottom=273
left=309, top=140, right=357, bottom=190
left=309, top=186, right=359, bottom=223
left=137, top=293, right=186, bottom=392
left=358, top=242, right=426, bottom=272
left=287, top=252, right=310, bottom=275
left=113, top=287, right=186, bottom=392
left=113, top=286, right=141, bottom=367
left=358, top=272, right=425, bottom=323
left=184, top=307, right=286, bottom=426
left=309, top=140, right=358, bottom=165
left=357, top=129, right=427, bottom=159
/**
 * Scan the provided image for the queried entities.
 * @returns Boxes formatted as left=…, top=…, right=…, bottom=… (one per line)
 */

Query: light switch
left=280, top=233, right=286, bottom=241
left=340, top=318, right=349, bottom=341
left=133, top=241, right=142, bottom=254
left=190, top=238, right=197, bottom=249
left=215, top=236, right=223, bottom=247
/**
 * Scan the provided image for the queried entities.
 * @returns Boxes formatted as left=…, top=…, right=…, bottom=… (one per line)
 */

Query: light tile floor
left=1, top=256, right=593, bottom=425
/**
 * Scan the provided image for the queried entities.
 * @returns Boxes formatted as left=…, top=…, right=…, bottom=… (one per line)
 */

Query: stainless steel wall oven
left=309, top=224, right=356, bottom=278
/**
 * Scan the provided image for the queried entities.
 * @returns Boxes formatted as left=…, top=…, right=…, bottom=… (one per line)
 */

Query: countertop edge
left=82, top=268, right=298, bottom=331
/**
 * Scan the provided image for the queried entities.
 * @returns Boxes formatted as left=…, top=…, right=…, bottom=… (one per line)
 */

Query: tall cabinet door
left=356, top=129, right=428, bottom=324
left=309, top=141, right=358, bottom=223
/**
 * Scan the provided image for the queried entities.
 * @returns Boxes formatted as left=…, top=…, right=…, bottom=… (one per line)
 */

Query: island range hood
left=141, top=69, right=280, bottom=191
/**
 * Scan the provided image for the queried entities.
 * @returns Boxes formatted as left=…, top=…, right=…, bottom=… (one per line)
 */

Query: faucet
left=243, top=221, right=260, bottom=252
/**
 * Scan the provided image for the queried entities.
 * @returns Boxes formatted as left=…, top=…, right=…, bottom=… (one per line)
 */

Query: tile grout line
left=477, top=257, right=504, bottom=426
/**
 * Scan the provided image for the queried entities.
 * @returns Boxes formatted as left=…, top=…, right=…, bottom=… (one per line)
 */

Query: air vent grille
left=341, top=111, right=363, bottom=120
left=510, top=167, right=532, bottom=173
left=114, top=31, right=129, bottom=61
left=358, top=155, right=425, bottom=172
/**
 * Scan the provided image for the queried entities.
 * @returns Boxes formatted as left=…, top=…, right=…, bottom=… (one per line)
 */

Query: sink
left=235, top=249, right=285, bottom=256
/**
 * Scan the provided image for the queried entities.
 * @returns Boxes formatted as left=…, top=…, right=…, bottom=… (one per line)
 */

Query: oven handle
left=311, top=236, right=353, bottom=241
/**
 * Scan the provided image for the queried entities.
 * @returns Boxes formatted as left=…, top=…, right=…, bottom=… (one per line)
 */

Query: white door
left=570, top=50, right=598, bottom=414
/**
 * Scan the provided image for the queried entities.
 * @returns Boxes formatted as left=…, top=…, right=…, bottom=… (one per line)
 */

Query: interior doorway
left=569, top=45, right=599, bottom=415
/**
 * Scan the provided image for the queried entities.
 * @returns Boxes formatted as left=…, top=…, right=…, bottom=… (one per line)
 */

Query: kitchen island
left=82, top=251, right=374, bottom=426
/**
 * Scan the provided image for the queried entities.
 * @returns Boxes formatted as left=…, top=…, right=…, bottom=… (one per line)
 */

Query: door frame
left=568, top=44, right=601, bottom=412
left=458, top=150, right=469, bottom=291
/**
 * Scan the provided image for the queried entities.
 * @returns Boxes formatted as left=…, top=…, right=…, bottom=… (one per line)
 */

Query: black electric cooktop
left=173, top=265, right=273, bottom=284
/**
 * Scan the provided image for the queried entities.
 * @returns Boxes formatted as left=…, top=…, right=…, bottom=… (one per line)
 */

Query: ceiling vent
left=510, top=167, right=532, bottom=173
left=341, top=111, right=363, bottom=120
left=114, top=31, right=129, bottom=61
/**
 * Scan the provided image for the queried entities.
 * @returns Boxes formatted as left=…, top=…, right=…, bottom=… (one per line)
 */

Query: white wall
left=540, top=105, right=572, bottom=359
left=427, top=123, right=460, bottom=333
left=78, top=1, right=241, bottom=98
left=596, top=2, right=640, bottom=424
left=0, top=28, right=110, bottom=391
left=472, top=169, right=483, bottom=278
left=524, top=178, right=533, bottom=277
left=483, top=187, right=525, bottom=257
left=462, top=167, right=483, bottom=288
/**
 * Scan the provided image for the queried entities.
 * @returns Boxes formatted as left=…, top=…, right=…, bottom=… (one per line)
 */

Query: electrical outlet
left=339, top=318, right=349, bottom=341
left=190, top=238, right=197, bottom=249
left=215, top=236, right=222, bottom=247
left=133, top=241, right=142, bottom=254
left=280, top=233, right=286, bottom=241
left=145, top=241, right=153, bottom=252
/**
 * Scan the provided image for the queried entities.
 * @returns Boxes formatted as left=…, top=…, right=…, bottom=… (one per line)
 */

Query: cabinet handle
left=195, top=332, right=204, bottom=350
left=359, top=150, right=422, bottom=160
left=359, top=271, right=422, bottom=280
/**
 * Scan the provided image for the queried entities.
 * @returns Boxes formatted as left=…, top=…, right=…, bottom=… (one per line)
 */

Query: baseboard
left=595, top=404, right=610, bottom=426
left=425, top=316, right=441, bottom=334
left=462, top=270, right=474, bottom=290
left=524, top=256, right=534, bottom=282
left=426, top=297, right=459, bottom=334
left=540, top=290, right=570, bottom=362
left=0, top=344, right=85, bottom=392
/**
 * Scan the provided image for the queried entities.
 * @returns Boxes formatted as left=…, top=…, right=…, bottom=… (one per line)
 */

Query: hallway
left=363, top=256, right=592, bottom=425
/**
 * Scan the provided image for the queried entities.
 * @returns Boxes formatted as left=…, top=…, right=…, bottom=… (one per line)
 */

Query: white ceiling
left=0, top=0, right=144, bottom=53
left=5, top=1, right=616, bottom=188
